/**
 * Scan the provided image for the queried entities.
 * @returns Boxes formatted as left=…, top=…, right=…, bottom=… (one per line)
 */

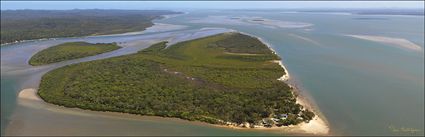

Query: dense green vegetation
left=1, top=10, right=180, bottom=44
left=38, top=33, right=314, bottom=127
left=29, top=42, right=121, bottom=66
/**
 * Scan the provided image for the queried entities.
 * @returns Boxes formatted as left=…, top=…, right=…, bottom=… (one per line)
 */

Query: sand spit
left=215, top=113, right=329, bottom=135
left=295, top=96, right=330, bottom=135
left=18, top=88, right=41, bottom=101
left=346, top=34, right=422, bottom=52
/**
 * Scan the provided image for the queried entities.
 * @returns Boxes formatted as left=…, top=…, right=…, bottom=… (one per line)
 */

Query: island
left=37, top=32, right=315, bottom=129
left=29, top=42, right=121, bottom=66
left=1, top=10, right=180, bottom=45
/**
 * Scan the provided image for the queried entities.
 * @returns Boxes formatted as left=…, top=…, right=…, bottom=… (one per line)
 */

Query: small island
left=38, top=33, right=315, bottom=128
left=29, top=42, right=121, bottom=66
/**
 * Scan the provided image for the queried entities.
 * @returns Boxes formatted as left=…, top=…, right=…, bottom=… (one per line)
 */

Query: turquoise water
left=1, top=10, right=424, bottom=136
left=1, top=76, right=18, bottom=135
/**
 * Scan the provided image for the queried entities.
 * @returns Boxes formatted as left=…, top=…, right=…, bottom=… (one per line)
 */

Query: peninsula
left=37, top=32, right=317, bottom=130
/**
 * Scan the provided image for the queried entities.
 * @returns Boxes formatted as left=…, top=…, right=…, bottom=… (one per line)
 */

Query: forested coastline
left=38, top=33, right=314, bottom=128
left=1, top=9, right=180, bottom=45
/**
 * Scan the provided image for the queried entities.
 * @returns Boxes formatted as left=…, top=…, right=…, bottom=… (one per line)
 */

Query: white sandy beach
left=272, top=60, right=290, bottom=81
left=295, top=96, right=330, bottom=135
left=19, top=86, right=330, bottom=135
left=261, top=32, right=329, bottom=135
left=346, top=34, right=422, bottom=52
left=235, top=31, right=329, bottom=135
left=236, top=31, right=291, bottom=81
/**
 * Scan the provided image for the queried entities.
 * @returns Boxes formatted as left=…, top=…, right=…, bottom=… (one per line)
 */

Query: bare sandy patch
left=18, top=88, right=41, bottom=101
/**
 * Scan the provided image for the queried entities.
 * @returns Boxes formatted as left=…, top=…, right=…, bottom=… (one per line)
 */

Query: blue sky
left=1, top=1, right=424, bottom=10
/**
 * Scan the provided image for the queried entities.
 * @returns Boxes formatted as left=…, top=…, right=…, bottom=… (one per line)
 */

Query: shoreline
left=17, top=86, right=329, bottom=135
left=1, top=13, right=183, bottom=47
left=273, top=60, right=290, bottom=81
left=18, top=88, right=41, bottom=101
left=15, top=30, right=329, bottom=135
left=235, top=30, right=330, bottom=135
left=239, top=32, right=329, bottom=135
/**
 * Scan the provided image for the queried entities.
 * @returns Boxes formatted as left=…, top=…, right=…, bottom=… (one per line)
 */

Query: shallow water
left=1, top=10, right=424, bottom=136
left=157, top=10, right=424, bottom=136
left=1, top=76, right=19, bottom=135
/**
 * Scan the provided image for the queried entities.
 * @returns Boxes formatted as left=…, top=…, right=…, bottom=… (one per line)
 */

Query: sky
left=1, top=1, right=424, bottom=10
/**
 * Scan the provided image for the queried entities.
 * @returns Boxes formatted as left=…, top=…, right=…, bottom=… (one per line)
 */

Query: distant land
left=230, top=8, right=424, bottom=16
left=298, top=8, right=424, bottom=16
left=0, top=9, right=181, bottom=45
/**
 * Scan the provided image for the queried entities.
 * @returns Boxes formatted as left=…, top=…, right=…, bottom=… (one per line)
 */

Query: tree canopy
left=38, top=33, right=313, bottom=127
left=29, top=42, right=121, bottom=66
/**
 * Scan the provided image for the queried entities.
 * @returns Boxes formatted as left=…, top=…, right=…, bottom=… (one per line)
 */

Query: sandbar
left=18, top=88, right=41, bottom=101
left=346, top=34, right=422, bottom=52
